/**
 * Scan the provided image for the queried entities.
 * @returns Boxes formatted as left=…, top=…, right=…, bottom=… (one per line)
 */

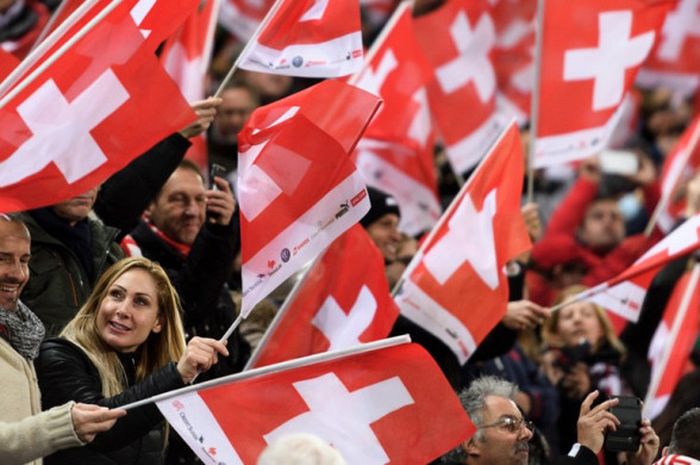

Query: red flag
left=352, top=3, right=440, bottom=235
left=656, top=117, right=700, bottom=233
left=637, top=0, right=700, bottom=98
left=0, top=50, right=19, bottom=82
left=534, top=0, right=673, bottom=168
left=157, top=341, right=475, bottom=465
left=394, top=122, right=531, bottom=364
left=0, top=6, right=195, bottom=212
left=247, top=225, right=399, bottom=369
left=237, top=79, right=381, bottom=316
left=492, top=0, right=536, bottom=123
left=414, top=0, right=508, bottom=174
left=238, top=0, right=364, bottom=77
left=582, top=214, right=700, bottom=322
left=220, top=0, right=276, bottom=42
left=644, top=264, right=700, bottom=419
left=161, top=0, right=220, bottom=168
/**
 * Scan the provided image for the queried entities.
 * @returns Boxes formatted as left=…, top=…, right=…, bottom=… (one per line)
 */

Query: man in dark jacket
left=19, top=99, right=221, bottom=337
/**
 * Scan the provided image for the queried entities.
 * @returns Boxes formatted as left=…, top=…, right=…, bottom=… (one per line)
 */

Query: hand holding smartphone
left=604, top=396, right=642, bottom=452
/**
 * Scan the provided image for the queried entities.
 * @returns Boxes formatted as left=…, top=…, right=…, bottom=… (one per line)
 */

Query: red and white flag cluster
left=247, top=224, right=399, bottom=369
left=353, top=2, right=440, bottom=235
left=237, top=79, right=380, bottom=316
left=158, top=340, right=474, bottom=465
left=395, top=122, right=531, bottom=364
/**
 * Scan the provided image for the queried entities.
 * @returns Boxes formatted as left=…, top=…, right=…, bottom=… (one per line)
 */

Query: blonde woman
left=35, top=257, right=228, bottom=465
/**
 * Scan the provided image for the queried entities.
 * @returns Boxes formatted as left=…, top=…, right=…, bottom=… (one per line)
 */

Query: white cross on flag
left=394, top=122, right=531, bottom=364
left=220, top=0, right=276, bottom=42
left=656, top=116, right=700, bottom=234
left=157, top=340, right=476, bottom=465
left=413, top=0, right=509, bottom=174
left=638, top=0, right=700, bottom=98
left=237, top=80, right=380, bottom=317
left=352, top=2, right=440, bottom=235
left=644, top=264, right=700, bottom=419
left=0, top=5, right=195, bottom=212
left=578, top=214, right=700, bottom=323
left=534, top=0, right=673, bottom=168
left=246, top=224, right=399, bottom=369
left=238, top=0, right=364, bottom=77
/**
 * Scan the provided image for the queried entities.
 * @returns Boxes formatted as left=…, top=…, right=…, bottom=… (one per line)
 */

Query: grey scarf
left=0, top=300, right=46, bottom=360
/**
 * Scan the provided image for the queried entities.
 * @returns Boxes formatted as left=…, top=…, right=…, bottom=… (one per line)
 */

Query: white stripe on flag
left=445, top=111, right=509, bottom=174
left=157, top=392, right=245, bottom=465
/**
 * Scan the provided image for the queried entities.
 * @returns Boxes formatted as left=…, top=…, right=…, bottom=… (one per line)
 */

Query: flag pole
left=392, top=120, right=517, bottom=296
left=644, top=120, right=700, bottom=236
left=213, top=0, right=286, bottom=98
left=547, top=282, right=610, bottom=313
left=119, top=335, right=412, bottom=410
left=244, top=254, right=324, bottom=370
left=346, top=0, right=412, bottom=86
left=0, top=0, right=101, bottom=98
left=643, top=262, right=700, bottom=417
left=526, top=0, right=546, bottom=203
left=0, top=0, right=120, bottom=110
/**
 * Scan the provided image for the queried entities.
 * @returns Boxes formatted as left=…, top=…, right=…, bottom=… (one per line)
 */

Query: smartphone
left=604, top=396, right=642, bottom=452
left=599, top=150, right=639, bottom=176
left=209, top=163, right=227, bottom=191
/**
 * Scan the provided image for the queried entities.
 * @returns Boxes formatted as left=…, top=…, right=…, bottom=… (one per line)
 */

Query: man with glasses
left=441, top=376, right=659, bottom=465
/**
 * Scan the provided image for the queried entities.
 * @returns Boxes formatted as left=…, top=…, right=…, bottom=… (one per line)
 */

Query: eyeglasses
left=479, top=415, right=534, bottom=434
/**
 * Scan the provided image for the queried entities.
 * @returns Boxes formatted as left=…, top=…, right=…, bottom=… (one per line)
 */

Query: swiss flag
left=492, top=0, right=536, bottom=123
left=394, top=122, right=531, bottom=364
left=637, top=0, right=700, bottom=98
left=352, top=2, right=440, bottom=235
left=413, top=0, right=508, bottom=174
left=644, top=264, right=700, bottom=419
left=580, top=214, right=700, bottom=322
left=1, top=0, right=201, bottom=97
left=158, top=341, right=475, bottom=465
left=161, top=0, right=220, bottom=168
left=237, top=79, right=381, bottom=316
left=220, top=0, right=276, bottom=42
left=247, top=225, right=400, bottom=369
left=238, top=0, right=364, bottom=77
left=0, top=5, right=195, bottom=212
left=534, top=0, right=673, bottom=168
left=656, top=116, right=700, bottom=233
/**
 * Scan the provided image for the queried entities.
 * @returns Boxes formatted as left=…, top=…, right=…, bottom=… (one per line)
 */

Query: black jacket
left=36, top=338, right=186, bottom=465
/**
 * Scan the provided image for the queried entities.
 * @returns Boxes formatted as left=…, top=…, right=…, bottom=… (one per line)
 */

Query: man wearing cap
left=360, top=187, right=403, bottom=265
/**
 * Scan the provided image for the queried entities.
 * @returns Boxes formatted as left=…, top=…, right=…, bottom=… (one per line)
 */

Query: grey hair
left=0, top=214, right=30, bottom=239
left=668, top=407, right=700, bottom=459
left=441, top=376, right=520, bottom=464
left=257, top=434, right=346, bottom=465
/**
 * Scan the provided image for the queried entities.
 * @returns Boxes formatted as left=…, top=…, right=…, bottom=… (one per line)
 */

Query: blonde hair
left=61, top=257, right=186, bottom=396
left=542, top=285, right=626, bottom=358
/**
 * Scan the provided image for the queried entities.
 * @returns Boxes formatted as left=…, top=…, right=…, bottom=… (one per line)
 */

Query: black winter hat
left=360, top=187, right=401, bottom=227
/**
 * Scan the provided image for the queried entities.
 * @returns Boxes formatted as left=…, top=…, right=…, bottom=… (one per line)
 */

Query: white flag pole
left=0, top=0, right=100, bottom=98
left=644, top=120, right=700, bottom=236
left=0, top=0, right=121, bottom=110
left=643, top=263, right=700, bottom=418
left=392, top=119, right=518, bottom=296
left=346, top=0, right=411, bottom=86
left=526, top=0, right=545, bottom=204
left=243, top=254, right=324, bottom=370
left=213, top=0, right=286, bottom=98
left=120, top=335, right=412, bottom=410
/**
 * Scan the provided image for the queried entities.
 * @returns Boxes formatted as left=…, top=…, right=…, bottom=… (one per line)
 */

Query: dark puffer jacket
left=36, top=338, right=186, bottom=465
left=18, top=212, right=123, bottom=337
